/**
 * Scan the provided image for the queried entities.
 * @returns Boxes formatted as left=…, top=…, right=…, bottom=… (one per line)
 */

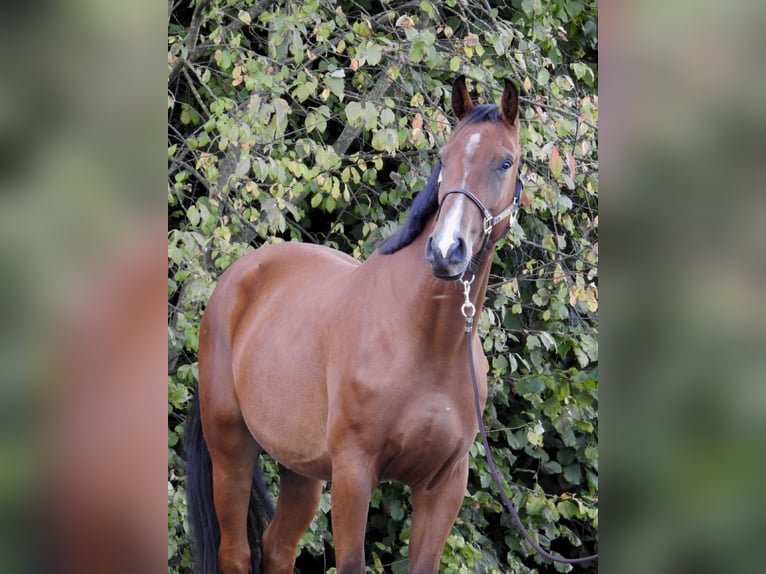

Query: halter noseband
left=435, top=176, right=523, bottom=275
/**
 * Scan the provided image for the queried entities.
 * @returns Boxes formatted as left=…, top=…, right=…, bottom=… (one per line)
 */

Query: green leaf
left=542, top=460, right=562, bottom=474
left=180, top=106, right=200, bottom=126
left=235, top=157, right=250, bottom=177
left=371, top=129, right=398, bottom=152
left=526, top=334, right=540, bottom=350
left=388, top=499, right=404, bottom=521
left=219, top=50, right=232, bottom=70
left=571, top=62, right=595, bottom=84
left=326, top=76, right=344, bottom=100
left=563, top=463, right=582, bottom=485
left=273, top=98, right=290, bottom=135
left=363, top=102, right=378, bottom=130
left=491, top=33, right=506, bottom=56
left=493, top=354, right=508, bottom=374
left=379, top=108, right=395, bottom=127
left=526, top=421, right=544, bottom=447
left=187, top=205, right=200, bottom=226
left=345, top=101, right=363, bottom=125
left=521, top=0, right=534, bottom=15
left=409, top=30, right=427, bottom=62
left=525, top=495, right=547, bottom=515
left=516, top=376, right=545, bottom=395
left=293, top=76, right=318, bottom=102
left=360, top=43, right=382, bottom=66
left=557, top=500, right=579, bottom=519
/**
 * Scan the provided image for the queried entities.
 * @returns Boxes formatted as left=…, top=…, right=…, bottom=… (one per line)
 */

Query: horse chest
left=378, top=399, right=473, bottom=488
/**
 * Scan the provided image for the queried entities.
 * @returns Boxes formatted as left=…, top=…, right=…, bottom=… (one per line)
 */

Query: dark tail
left=185, top=394, right=275, bottom=574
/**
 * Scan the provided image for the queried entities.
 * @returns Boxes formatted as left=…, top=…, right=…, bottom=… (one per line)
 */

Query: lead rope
left=461, top=279, right=598, bottom=565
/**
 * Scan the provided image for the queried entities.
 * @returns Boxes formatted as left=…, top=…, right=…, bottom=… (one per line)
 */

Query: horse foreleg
left=408, top=459, right=469, bottom=574
left=329, top=456, right=377, bottom=574
left=261, top=465, right=323, bottom=574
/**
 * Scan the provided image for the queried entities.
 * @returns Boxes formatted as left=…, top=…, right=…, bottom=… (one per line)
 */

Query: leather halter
left=435, top=177, right=523, bottom=276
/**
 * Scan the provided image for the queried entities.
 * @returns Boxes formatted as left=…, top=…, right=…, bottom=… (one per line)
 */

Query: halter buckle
left=483, top=216, right=493, bottom=236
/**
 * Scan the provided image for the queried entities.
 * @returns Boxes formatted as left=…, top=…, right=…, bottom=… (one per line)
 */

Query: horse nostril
left=446, top=237, right=467, bottom=263
left=424, top=236, right=435, bottom=262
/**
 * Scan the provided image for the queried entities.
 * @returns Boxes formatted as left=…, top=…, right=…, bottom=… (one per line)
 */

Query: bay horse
left=186, top=75, right=523, bottom=574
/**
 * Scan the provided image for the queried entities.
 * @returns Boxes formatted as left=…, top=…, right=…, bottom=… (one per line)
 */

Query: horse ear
left=500, top=79, right=519, bottom=126
left=452, top=75, right=474, bottom=121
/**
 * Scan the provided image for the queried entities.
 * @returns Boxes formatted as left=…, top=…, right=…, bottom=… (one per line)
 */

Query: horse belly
left=226, top=248, right=351, bottom=480
left=234, top=347, right=333, bottom=480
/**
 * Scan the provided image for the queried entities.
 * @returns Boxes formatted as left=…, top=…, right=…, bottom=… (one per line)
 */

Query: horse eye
left=499, top=159, right=513, bottom=171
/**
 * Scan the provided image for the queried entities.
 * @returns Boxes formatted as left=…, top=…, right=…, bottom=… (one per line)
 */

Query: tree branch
left=169, top=0, right=212, bottom=84
left=169, top=0, right=272, bottom=84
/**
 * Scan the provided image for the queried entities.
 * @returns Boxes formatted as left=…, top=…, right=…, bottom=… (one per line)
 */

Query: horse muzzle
left=424, top=235, right=469, bottom=280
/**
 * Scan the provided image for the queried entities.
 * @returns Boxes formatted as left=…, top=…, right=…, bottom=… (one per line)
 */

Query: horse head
left=425, top=76, right=521, bottom=279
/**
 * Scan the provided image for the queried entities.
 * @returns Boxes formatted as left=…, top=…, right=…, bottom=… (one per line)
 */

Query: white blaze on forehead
left=465, top=132, right=481, bottom=157
left=462, top=132, right=481, bottom=186
left=436, top=195, right=464, bottom=257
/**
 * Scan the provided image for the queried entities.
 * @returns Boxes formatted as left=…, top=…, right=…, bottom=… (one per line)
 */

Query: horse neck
left=364, top=223, right=493, bottom=353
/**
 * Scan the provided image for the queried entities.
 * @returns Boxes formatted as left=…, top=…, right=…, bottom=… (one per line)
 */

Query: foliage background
left=168, top=0, right=598, bottom=572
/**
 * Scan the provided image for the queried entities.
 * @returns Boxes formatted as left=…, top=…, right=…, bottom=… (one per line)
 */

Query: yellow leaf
left=435, top=112, right=449, bottom=132
left=553, top=263, right=564, bottom=284
left=549, top=145, right=563, bottom=177
left=523, top=76, right=532, bottom=93
left=238, top=10, right=251, bottom=25
left=410, top=93, right=424, bottom=107
left=569, top=286, right=580, bottom=307
left=565, top=151, right=576, bottom=180
left=409, top=112, right=423, bottom=144
left=396, top=15, right=414, bottom=28
left=412, top=113, right=423, bottom=131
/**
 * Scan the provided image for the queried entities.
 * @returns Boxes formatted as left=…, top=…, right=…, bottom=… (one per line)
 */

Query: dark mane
left=377, top=160, right=442, bottom=254
left=377, top=104, right=500, bottom=254
left=461, top=103, right=502, bottom=124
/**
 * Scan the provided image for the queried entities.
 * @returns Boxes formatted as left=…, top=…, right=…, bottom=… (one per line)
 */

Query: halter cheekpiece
left=435, top=176, right=523, bottom=276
